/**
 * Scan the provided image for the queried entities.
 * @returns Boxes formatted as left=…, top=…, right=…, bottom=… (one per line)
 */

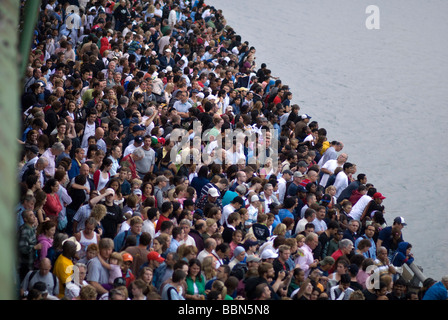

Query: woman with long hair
left=42, top=178, right=63, bottom=224
left=185, top=258, right=206, bottom=300
left=34, top=188, right=49, bottom=224
left=93, top=157, right=113, bottom=192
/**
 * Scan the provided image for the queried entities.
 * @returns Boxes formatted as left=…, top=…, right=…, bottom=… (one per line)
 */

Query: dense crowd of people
left=16, top=0, right=447, bottom=301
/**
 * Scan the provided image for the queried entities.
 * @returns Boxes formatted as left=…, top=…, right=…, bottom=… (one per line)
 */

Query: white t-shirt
left=348, top=195, right=372, bottom=221
left=319, top=159, right=341, bottom=187
left=334, top=171, right=349, bottom=198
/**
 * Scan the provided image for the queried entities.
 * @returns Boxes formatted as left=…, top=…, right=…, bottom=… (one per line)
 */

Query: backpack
left=162, top=284, right=184, bottom=300
left=28, top=269, right=57, bottom=291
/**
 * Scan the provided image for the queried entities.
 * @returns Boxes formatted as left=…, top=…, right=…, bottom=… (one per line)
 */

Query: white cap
left=261, top=249, right=278, bottom=260
left=208, top=188, right=219, bottom=197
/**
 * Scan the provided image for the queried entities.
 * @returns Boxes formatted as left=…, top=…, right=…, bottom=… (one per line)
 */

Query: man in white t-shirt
left=334, top=162, right=356, bottom=198
left=319, top=153, right=348, bottom=188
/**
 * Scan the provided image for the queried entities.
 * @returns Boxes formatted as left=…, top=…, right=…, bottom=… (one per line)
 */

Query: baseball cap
left=156, top=175, right=169, bottom=183
left=105, top=188, right=115, bottom=196
left=134, top=135, right=144, bottom=143
left=319, top=256, right=335, bottom=266
left=122, top=253, right=133, bottom=262
left=260, top=249, right=278, bottom=260
left=208, top=188, right=219, bottom=197
left=373, top=192, right=386, bottom=200
left=293, top=171, right=304, bottom=178
left=158, top=137, right=166, bottom=145
left=25, top=145, right=39, bottom=154
left=393, top=216, right=407, bottom=226
left=301, top=114, right=312, bottom=119
left=147, top=251, right=165, bottom=263
left=250, top=195, right=264, bottom=202
left=282, top=169, right=293, bottom=175
left=246, top=255, right=261, bottom=263
left=132, top=125, right=144, bottom=132
left=113, top=277, right=126, bottom=287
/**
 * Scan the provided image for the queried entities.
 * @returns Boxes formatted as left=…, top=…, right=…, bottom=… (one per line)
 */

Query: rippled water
left=207, top=0, right=448, bottom=280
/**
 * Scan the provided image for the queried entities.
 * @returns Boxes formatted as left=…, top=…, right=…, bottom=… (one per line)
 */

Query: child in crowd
left=98, top=251, right=123, bottom=286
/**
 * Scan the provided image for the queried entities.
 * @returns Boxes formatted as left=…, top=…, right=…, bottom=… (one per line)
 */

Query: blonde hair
left=110, top=252, right=123, bottom=262
left=273, top=223, right=287, bottom=236
left=211, top=279, right=227, bottom=298
left=202, top=256, right=217, bottom=281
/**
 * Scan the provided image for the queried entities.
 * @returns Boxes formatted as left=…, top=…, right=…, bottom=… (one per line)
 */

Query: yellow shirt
left=53, top=254, right=74, bottom=298
left=321, top=140, right=330, bottom=155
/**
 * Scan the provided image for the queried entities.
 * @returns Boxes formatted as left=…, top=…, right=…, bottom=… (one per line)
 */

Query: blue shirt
left=278, top=208, right=294, bottom=222
left=354, top=236, right=377, bottom=260
left=423, top=281, right=448, bottom=300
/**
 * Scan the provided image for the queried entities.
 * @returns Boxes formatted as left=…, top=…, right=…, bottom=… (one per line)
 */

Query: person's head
left=357, top=239, right=372, bottom=252
left=37, top=220, right=57, bottom=238
left=216, top=243, right=231, bottom=260
left=258, top=262, right=275, bottom=281
left=376, top=246, right=389, bottom=262
left=232, top=246, right=246, bottom=262
left=364, top=224, right=376, bottom=238
left=139, top=266, right=154, bottom=284
left=110, top=252, right=124, bottom=266
left=216, top=264, right=231, bottom=282
left=172, top=269, right=187, bottom=284
left=255, top=283, right=271, bottom=300
left=277, top=244, right=291, bottom=263
left=393, top=216, right=407, bottom=230
left=130, top=279, right=148, bottom=297
left=98, top=238, right=114, bottom=260
left=147, top=251, right=165, bottom=269
left=85, top=243, right=99, bottom=260
left=392, top=277, right=408, bottom=297
left=339, top=273, right=351, bottom=290
left=129, top=216, right=143, bottom=235
left=38, top=258, right=52, bottom=277
left=348, top=219, right=360, bottom=234
left=62, top=238, right=78, bottom=259
left=339, top=239, right=354, bottom=255
left=305, top=232, right=319, bottom=250
left=187, top=258, right=202, bottom=277
left=78, top=284, right=97, bottom=300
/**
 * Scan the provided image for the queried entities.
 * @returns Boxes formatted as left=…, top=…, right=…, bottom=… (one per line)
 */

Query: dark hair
left=339, top=273, right=351, bottom=284
left=43, top=178, right=58, bottom=193
left=172, top=269, right=186, bottom=283
left=100, top=157, right=113, bottom=170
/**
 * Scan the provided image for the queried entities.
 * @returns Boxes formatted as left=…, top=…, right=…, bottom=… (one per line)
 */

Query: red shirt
left=155, top=214, right=170, bottom=233
left=43, top=193, right=63, bottom=217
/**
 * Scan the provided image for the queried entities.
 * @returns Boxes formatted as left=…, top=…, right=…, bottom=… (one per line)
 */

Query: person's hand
left=278, top=270, right=286, bottom=281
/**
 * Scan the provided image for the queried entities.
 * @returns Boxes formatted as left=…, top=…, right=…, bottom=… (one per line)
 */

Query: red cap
left=122, top=253, right=133, bottom=262
left=373, top=192, right=386, bottom=200
left=147, top=251, right=165, bottom=263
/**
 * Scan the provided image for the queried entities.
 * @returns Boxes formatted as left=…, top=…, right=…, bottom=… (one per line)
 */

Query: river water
left=207, top=0, right=448, bottom=280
